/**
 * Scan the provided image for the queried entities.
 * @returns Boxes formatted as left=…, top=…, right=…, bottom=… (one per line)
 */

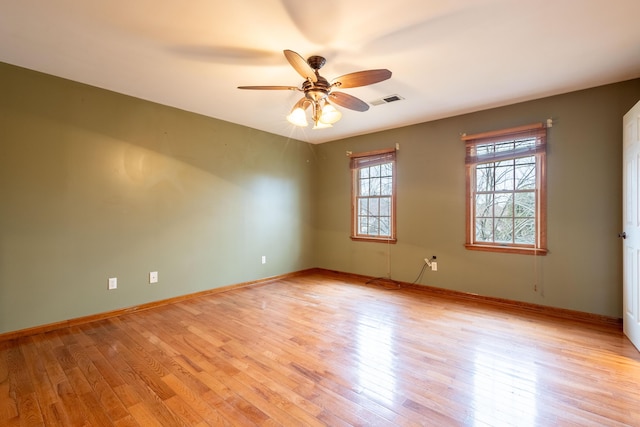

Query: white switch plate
left=261, top=255, right=266, bottom=264
left=149, top=271, right=158, bottom=284
left=108, top=277, right=117, bottom=290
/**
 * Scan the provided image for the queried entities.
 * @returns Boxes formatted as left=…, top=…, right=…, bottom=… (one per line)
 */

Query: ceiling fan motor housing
left=302, top=76, right=330, bottom=101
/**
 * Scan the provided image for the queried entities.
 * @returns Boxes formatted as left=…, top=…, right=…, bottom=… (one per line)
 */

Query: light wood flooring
left=2, top=272, right=640, bottom=426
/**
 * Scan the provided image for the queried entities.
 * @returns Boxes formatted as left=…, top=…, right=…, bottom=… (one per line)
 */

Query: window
left=464, top=123, right=547, bottom=255
left=350, top=148, right=397, bottom=243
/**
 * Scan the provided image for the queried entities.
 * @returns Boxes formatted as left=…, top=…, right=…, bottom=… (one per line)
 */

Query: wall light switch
left=149, top=271, right=158, bottom=284
left=108, top=277, right=117, bottom=290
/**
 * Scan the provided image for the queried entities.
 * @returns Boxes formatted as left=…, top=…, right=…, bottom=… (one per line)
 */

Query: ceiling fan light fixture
left=319, top=103, right=342, bottom=124
left=287, top=107, right=308, bottom=127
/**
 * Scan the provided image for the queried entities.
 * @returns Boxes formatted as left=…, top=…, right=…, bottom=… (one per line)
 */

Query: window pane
left=360, top=178, right=370, bottom=196
left=514, top=192, right=535, bottom=218
left=359, top=216, right=368, bottom=234
left=370, top=165, right=381, bottom=178
left=379, top=217, right=390, bottom=236
left=515, top=219, right=535, bottom=244
left=381, top=223, right=390, bottom=236
left=380, top=162, right=393, bottom=177
left=359, top=198, right=369, bottom=215
left=380, top=177, right=392, bottom=195
left=494, top=218, right=513, bottom=243
left=380, top=197, right=391, bottom=216
left=367, top=217, right=379, bottom=235
left=515, top=158, right=535, bottom=189
left=360, top=167, right=370, bottom=179
left=382, top=218, right=391, bottom=236
left=369, top=198, right=379, bottom=216
left=476, top=218, right=493, bottom=242
left=494, top=193, right=513, bottom=218
left=476, top=164, right=494, bottom=192
left=494, top=160, right=514, bottom=191
left=475, top=194, right=493, bottom=218
left=369, top=178, right=381, bottom=196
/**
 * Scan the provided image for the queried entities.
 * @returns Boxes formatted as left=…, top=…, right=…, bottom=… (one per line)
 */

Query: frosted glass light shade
left=319, top=104, right=342, bottom=124
left=286, top=108, right=308, bottom=127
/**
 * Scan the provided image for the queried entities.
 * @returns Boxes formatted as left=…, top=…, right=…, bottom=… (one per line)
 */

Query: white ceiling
left=1, top=1, right=639, bottom=144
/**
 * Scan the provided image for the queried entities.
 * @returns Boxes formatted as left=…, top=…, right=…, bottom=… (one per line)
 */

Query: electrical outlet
left=431, top=262, right=438, bottom=272
left=261, top=255, right=266, bottom=264
left=149, top=271, right=158, bottom=284
left=108, top=277, right=117, bottom=290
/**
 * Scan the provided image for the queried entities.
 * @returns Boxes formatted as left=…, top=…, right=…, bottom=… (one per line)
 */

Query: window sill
left=351, top=236, right=397, bottom=244
left=465, top=244, right=547, bottom=256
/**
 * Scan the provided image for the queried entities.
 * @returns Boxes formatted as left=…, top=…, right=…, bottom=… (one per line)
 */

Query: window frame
left=350, top=148, right=397, bottom=243
left=463, top=123, right=548, bottom=255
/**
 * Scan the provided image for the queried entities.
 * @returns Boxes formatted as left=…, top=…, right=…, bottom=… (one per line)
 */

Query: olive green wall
left=0, top=62, right=315, bottom=334
left=313, top=79, right=640, bottom=318
left=2, top=61, right=638, bottom=335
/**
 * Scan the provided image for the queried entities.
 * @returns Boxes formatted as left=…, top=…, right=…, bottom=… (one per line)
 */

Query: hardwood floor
left=2, top=272, right=640, bottom=426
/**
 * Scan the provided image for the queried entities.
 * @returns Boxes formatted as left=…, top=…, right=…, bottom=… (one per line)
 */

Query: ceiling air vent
left=370, top=94, right=404, bottom=106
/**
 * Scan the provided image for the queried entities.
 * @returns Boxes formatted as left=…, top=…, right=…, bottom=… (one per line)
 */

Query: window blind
left=463, top=123, right=546, bottom=165
left=349, top=148, right=396, bottom=170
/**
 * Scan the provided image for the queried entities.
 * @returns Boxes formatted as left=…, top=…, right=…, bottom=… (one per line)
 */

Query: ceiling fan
left=238, top=49, right=392, bottom=129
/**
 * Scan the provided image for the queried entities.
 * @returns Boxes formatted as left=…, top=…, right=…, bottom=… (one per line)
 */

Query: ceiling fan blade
left=332, top=69, right=392, bottom=88
left=329, top=92, right=370, bottom=112
left=237, top=85, right=299, bottom=90
left=283, top=50, right=318, bottom=82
